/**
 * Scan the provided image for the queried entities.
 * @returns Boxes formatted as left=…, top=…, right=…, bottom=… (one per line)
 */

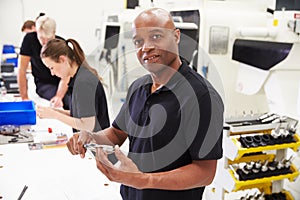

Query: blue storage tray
left=0, top=101, right=36, bottom=125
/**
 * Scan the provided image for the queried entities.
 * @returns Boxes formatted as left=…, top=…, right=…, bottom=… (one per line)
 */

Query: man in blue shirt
left=67, top=7, right=224, bottom=200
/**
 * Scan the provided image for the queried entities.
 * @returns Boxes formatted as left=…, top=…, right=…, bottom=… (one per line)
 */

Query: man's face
left=37, top=30, right=54, bottom=46
left=132, top=27, right=179, bottom=74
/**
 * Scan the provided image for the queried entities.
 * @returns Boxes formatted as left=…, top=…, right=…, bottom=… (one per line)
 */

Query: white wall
left=0, top=0, right=125, bottom=54
left=151, top=0, right=274, bottom=117
left=0, top=0, right=24, bottom=48
left=151, top=0, right=299, bottom=118
left=2, top=0, right=298, bottom=118
left=201, top=0, right=273, bottom=117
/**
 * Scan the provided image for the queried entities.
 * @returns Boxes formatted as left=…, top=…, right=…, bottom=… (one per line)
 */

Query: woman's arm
left=36, top=106, right=96, bottom=131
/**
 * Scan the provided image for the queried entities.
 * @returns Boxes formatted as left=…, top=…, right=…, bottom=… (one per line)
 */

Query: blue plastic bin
left=0, top=101, right=36, bottom=125
left=2, top=44, right=18, bottom=67
left=5, top=58, right=18, bottom=67
left=2, top=45, right=15, bottom=53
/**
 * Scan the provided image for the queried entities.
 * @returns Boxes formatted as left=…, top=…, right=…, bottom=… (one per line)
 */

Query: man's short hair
left=21, top=20, right=35, bottom=32
left=36, top=16, right=56, bottom=38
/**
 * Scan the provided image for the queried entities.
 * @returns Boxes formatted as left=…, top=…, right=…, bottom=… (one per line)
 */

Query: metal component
left=284, top=160, right=292, bottom=168
left=280, top=157, right=287, bottom=167
left=255, top=161, right=262, bottom=169
left=252, top=167, right=260, bottom=173
left=283, top=155, right=294, bottom=168
left=271, top=115, right=287, bottom=123
left=241, top=166, right=251, bottom=174
left=271, top=124, right=281, bottom=139
left=250, top=192, right=258, bottom=200
left=280, top=128, right=290, bottom=137
left=84, top=143, right=115, bottom=154
left=0, top=125, right=20, bottom=135
left=240, top=193, right=249, bottom=200
left=268, top=161, right=277, bottom=171
left=229, top=165, right=239, bottom=180
left=8, top=137, right=18, bottom=143
left=257, top=113, right=274, bottom=121
left=287, top=123, right=297, bottom=133
left=261, top=160, right=269, bottom=172
left=261, top=114, right=279, bottom=123
left=230, top=121, right=252, bottom=127
left=277, top=160, right=284, bottom=169
left=255, top=192, right=265, bottom=200
left=245, top=161, right=254, bottom=170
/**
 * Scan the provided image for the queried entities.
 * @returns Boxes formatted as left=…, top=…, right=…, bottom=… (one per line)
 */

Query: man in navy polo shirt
left=18, top=16, right=70, bottom=109
left=67, top=7, right=224, bottom=200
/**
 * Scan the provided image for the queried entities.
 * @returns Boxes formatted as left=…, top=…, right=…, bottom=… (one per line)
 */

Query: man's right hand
left=66, top=131, right=93, bottom=158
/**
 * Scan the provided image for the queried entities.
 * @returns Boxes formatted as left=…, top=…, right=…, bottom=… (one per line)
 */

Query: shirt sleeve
left=112, top=80, right=138, bottom=132
left=186, top=89, right=224, bottom=160
left=20, top=33, right=32, bottom=56
left=112, top=102, right=127, bottom=131
left=72, top=76, right=98, bottom=118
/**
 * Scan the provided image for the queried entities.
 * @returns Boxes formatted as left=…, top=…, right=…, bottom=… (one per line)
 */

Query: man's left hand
left=95, top=145, right=142, bottom=186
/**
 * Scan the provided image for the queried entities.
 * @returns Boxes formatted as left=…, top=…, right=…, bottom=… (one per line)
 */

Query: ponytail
left=41, top=38, right=103, bottom=81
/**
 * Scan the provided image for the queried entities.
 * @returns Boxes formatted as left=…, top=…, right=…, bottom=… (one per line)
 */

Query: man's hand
left=66, top=131, right=94, bottom=158
left=50, top=95, right=63, bottom=108
left=95, top=145, right=143, bottom=187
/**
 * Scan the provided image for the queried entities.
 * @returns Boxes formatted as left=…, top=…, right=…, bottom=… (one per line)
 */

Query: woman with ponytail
left=36, top=38, right=110, bottom=132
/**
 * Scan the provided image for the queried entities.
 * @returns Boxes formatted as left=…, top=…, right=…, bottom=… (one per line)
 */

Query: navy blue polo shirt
left=20, top=32, right=62, bottom=86
left=112, top=60, right=224, bottom=200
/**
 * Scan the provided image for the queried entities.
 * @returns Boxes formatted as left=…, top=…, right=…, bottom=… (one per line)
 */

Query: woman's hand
left=36, top=105, right=56, bottom=119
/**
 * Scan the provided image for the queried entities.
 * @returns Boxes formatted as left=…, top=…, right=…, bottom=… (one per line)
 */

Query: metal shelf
left=214, top=114, right=300, bottom=200
left=283, top=190, right=295, bottom=200
left=225, top=115, right=296, bottom=134
left=227, top=164, right=299, bottom=192
left=228, top=134, right=300, bottom=161
left=227, top=153, right=275, bottom=165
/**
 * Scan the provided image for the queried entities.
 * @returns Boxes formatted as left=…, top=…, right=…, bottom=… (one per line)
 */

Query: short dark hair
left=21, top=20, right=35, bottom=32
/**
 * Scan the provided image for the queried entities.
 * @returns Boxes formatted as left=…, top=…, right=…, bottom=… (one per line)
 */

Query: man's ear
left=174, top=29, right=180, bottom=44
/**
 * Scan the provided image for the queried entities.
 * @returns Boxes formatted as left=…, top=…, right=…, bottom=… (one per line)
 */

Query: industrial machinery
left=91, top=8, right=225, bottom=112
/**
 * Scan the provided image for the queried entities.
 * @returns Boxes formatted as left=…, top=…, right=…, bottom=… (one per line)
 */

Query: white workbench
left=0, top=73, right=122, bottom=199
left=0, top=141, right=122, bottom=200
